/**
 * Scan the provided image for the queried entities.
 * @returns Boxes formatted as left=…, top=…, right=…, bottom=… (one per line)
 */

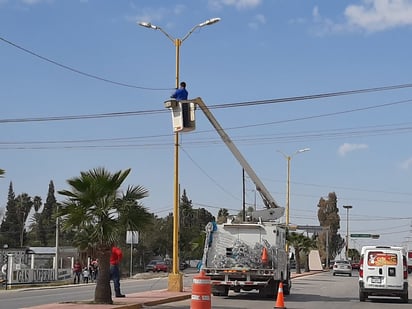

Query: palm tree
left=58, top=167, right=152, bottom=304
left=288, top=232, right=318, bottom=273
left=0, top=169, right=5, bottom=178
left=287, top=232, right=310, bottom=274
left=301, top=237, right=317, bottom=272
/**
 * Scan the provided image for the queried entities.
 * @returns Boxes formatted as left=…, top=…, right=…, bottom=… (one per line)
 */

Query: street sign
left=350, top=233, right=372, bottom=238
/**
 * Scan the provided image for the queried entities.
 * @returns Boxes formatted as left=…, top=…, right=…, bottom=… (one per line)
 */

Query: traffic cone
left=262, top=247, right=268, bottom=265
left=274, top=282, right=286, bottom=309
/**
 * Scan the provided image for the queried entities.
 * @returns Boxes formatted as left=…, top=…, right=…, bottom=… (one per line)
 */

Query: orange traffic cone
left=262, top=247, right=268, bottom=265
left=274, top=282, right=286, bottom=309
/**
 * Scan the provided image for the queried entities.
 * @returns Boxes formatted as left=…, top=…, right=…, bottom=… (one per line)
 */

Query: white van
left=358, top=246, right=408, bottom=303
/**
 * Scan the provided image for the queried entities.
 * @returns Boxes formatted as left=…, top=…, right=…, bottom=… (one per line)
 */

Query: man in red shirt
left=110, top=246, right=125, bottom=297
left=72, top=260, right=82, bottom=284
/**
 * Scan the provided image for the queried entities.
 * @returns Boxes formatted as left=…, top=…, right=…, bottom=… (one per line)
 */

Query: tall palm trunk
left=295, top=247, right=302, bottom=274
left=94, top=246, right=112, bottom=304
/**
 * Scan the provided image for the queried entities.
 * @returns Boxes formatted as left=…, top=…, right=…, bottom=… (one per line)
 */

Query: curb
left=142, top=293, right=192, bottom=307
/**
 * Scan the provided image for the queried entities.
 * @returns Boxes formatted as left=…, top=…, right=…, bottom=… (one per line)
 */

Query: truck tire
left=401, top=291, right=408, bottom=303
left=283, top=273, right=291, bottom=295
left=359, top=290, right=366, bottom=302
left=258, top=280, right=277, bottom=298
left=283, top=281, right=290, bottom=295
left=212, top=286, right=228, bottom=296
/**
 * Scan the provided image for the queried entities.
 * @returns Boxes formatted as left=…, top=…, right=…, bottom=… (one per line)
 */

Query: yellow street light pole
left=277, top=148, right=310, bottom=251
left=138, top=18, right=220, bottom=292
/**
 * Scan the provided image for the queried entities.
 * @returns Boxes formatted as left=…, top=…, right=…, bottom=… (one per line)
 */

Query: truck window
left=367, top=251, right=397, bottom=266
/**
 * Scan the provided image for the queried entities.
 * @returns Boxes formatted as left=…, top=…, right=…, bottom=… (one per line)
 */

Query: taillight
left=403, top=256, right=408, bottom=279
left=359, top=257, right=363, bottom=278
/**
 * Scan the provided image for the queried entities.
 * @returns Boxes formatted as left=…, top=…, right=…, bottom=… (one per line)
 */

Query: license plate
left=371, top=277, right=381, bottom=284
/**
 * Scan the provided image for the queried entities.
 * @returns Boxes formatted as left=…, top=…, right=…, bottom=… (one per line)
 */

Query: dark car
left=180, top=261, right=189, bottom=270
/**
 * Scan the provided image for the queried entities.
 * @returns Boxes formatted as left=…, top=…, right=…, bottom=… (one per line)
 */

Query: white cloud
left=345, top=0, right=412, bottom=32
left=133, top=5, right=186, bottom=25
left=209, top=0, right=261, bottom=10
left=21, top=0, right=53, bottom=4
left=313, top=0, right=412, bottom=34
left=400, top=157, right=412, bottom=169
left=338, top=143, right=368, bottom=156
left=248, top=13, right=266, bottom=29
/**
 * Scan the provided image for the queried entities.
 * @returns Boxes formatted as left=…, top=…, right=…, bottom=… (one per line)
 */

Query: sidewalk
left=25, top=288, right=193, bottom=309
left=25, top=270, right=324, bottom=309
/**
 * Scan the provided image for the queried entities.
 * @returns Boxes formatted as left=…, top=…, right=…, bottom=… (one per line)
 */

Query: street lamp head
left=199, top=17, right=221, bottom=27
left=297, top=148, right=310, bottom=154
left=343, top=205, right=353, bottom=209
left=138, top=21, right=158, bottom=30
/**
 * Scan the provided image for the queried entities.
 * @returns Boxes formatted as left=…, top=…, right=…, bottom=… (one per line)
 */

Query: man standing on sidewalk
left=110, top=246, right=125, bottom=297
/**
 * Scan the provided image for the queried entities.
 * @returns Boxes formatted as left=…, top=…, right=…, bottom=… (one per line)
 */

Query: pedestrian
left=72, top=260, right=82, bottom=284
left=110, top=246, right=125, bottom=297
left=90, top=258, right=99, bottom=282
left=82, top=267, right=89, bottom=283
left=171, top=81, right=188, bottom=100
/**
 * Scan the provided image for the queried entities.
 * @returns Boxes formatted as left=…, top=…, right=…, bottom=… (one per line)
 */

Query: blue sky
left=1, top=0, right=412, bottom=253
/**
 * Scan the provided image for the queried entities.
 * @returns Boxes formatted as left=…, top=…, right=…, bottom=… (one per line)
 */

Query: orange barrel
left=190, top=270, right=211, bottom=309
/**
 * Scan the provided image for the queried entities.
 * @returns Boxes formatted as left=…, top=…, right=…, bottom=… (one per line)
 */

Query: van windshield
left=367, top=251, right=397, bottom=266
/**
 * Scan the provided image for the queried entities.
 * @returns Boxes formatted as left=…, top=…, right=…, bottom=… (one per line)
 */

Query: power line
left=0, top=36, right=172, bottom=91
left=2, top=120, right=412, bottom=150
left=1, top=90, right=412, bottom=125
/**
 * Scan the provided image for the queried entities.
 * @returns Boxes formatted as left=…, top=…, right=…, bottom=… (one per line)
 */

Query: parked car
left=145, top=260, right=165, bottom=272
left=351, top=261, right=360, bottom=270
left=180, top=261, right=189, bottom=270
left=332, top=260, right=352, bottom=276
left=152, top=261, right=169, bottom=272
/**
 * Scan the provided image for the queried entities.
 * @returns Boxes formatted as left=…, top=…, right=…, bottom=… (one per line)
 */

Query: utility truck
left=180, top=97, right=291, bottom=298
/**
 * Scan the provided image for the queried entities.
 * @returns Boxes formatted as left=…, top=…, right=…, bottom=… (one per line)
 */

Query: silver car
left=332, top=260, right=352, bottom=276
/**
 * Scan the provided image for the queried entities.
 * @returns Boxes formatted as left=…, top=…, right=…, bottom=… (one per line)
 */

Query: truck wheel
left=259, top=281, right=277, bottom=298
left=283, top=281, right=290, bottom=295
left=401, top=291, right=408, bottom=303
left=359, top=290, right=366, bottom=302
left=212, top=286, right=228, bottom=297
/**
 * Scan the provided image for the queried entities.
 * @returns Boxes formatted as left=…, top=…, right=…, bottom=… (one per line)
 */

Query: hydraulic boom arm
left=191, top=97, right=281, bottom=210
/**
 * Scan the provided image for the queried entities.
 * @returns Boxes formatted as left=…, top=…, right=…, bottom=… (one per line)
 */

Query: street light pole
left=277, top=148, right=310, bottom=255
left=277, top=148, right=310, bottom=228
left=138, top=17, right=220, bottom=292
left=343, top=205, right=353, bottom=260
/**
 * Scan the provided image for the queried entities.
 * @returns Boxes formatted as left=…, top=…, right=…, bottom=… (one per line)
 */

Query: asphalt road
left=148, top=271, right=412, bottom=309
left=1, top=270, right=411, bottom=309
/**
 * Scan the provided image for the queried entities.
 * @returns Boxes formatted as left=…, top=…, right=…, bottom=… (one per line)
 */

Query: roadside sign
left=350, top=234, right=380, bottom=239
left=351, top=234, right=372, bottom=238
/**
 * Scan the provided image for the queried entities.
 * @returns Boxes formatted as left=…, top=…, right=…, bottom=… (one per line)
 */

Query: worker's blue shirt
left=171, top=88, right=188, bottom=100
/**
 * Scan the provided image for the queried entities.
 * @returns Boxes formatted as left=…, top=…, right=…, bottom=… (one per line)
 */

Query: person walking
left=171, top=81, right=188, bottom=100
left=82, top=266, right=90, bottom=283
left=72, top=260, right=82, bottom=284
left=90, top=258, right=99, bottom=282
left=110, top=246, right=125, bottom=297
